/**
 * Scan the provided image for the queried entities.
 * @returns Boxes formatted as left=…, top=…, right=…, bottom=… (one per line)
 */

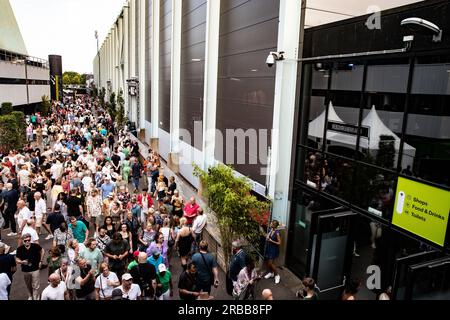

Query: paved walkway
left=1, top=126, right=300, bottom=301
left=129, top=135, right=300, bottom=300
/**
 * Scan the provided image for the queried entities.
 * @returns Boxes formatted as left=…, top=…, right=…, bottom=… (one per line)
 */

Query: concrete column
left=202, top=0, right=221, bottom=170
left=151, top=0, right=160, bottom=147
left=268, top=0, right=303, bottom=227
left=168, top=0, right=182, bottom=172
left=130, top=0, right=137, bottom=122
left=116, top=24, right=120, bottom=95
left=124, top=6, right=130, bottom=116
left=112, top=26, right=117, bottom=94
left=118, top=16, right=124, bottom=96
left=139, top=0, right=147, bottom=132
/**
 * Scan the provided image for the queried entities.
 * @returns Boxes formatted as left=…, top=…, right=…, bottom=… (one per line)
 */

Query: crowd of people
left=0, top=95, right=221, bottom=300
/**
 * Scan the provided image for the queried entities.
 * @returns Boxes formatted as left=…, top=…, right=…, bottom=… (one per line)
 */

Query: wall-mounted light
left=401, top=17, right=443, bottom=42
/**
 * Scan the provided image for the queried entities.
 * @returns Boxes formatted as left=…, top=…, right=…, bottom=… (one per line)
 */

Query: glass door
left=404, top=256, right=450, bottom=300
left=308, top=209, right=357, bottom=299
left=391, top=250, right=441, bottom=300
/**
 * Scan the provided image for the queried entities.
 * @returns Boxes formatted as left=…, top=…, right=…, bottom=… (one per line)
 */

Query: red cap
left=133, top=250, right=140, bottom=258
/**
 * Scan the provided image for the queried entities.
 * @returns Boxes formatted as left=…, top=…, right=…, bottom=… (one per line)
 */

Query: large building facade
left=95, top=0, right=450, bottom=299
left=0, top=0, right=50, bottom=111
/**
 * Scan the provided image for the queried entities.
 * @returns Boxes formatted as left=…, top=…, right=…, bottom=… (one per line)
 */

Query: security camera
left=266, top=51, right=284, bottom=68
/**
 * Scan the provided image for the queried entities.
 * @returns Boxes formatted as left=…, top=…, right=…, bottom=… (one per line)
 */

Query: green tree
left=80, top=74, right=87, bottom=85
left=116, top=89, right=125, bottom=127
left=193, top=164, right=270, bottom=266
left=1, top=102, right=13, bottom=115
left=40, top=95, right=51, bottom=117
left=11, top=111, right=27, bottom=146
left=62, top=74, right=71, bottom=86
left=0, top=115, right=20, bottom=153
left=108, top=92, right=117, bottom=121
left=73, top=74, right=82, bottom=85
left=99, top=87, right=106, bottom=108
left=62, top=71, right=85, bottom=86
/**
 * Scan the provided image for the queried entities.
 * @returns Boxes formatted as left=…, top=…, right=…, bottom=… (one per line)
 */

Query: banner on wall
left=392, top=177, right=450, bottom=247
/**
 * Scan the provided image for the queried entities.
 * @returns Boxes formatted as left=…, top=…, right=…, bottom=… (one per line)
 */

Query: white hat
left=122, top=273, right=133, bottom=281
left=158, top=264, right=167, bottom=273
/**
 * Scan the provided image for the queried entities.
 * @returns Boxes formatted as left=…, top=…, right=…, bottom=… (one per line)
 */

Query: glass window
left=325, top=62, right=365, bottom=155
left=366, top=60, right=410, bottom=93
left=356, top=93, right=405, bottom=169
left=312, top=65, right=330, bottom=90
left=306, top=95, right=327, bottom=149
left=302, top=149, right=355, bottom=204
left=401, top=56, right=450, bottom=187
left=331, top=63, right=364, bottom=91
left=356, top=59, right=409, bottom=170
left=411, top=56, right=450, bottom=95
left=352, top=163, right=396, bottom=221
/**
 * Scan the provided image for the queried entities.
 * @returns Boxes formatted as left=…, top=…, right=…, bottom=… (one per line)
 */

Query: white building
left=0, top=0, right=50, bottom=111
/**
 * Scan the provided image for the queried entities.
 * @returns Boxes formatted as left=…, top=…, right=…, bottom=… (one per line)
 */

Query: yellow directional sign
left=392, top=177, right=450, bottom=247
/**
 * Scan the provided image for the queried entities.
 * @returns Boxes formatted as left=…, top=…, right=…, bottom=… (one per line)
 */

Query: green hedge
left=11, top=111, right=27, bottom=146
left=1, top=102, right=13, bottom=115
left=0, top=115, right=21, bottom=153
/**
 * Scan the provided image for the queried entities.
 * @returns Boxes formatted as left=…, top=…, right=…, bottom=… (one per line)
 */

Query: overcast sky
left=10, top=0, right=126, bottom=74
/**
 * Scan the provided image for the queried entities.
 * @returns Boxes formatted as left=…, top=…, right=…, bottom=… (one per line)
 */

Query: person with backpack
left=190, top=241, right=219, bottom=295
left=129, top=252, right=157, bottom=300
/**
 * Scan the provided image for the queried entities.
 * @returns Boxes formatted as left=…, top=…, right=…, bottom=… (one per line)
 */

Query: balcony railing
left=0, top=49, right=49, bottom=69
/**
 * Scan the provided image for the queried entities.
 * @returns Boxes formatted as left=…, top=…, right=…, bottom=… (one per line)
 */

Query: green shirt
left=69, top=221, right=88, bottom=243
left=127, top=260, right=138, bottom=271
left=157, top=270, right=171, bottom=293
left=80, top=248, right=103, bottom=272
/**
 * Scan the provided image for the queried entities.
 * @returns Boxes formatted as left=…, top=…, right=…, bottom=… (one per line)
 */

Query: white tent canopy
left=308, top=102, right=345, bottom=140
left=308, top=104, right=416, bottom=169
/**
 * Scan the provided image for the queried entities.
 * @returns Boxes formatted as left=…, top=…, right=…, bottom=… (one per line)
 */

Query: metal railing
left=0, top=49, right=49, bottom=69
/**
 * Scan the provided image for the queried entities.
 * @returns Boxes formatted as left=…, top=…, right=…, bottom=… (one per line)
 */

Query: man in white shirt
left=95, top=263, right=120, bottom=300
left=21, top=220, right=39, bottom=244
left=50, top=160, right=63, bottom=183
left=17, top=165, right=31, bottom=193
left=116, top=273, right=141, bottom=300
left=41, top=273, right=68, bottom=300
left=17, top=200, right=32, bottom=232
left=77, top=151, right=89, bottom=165
left=54, top=141, right=63, bottom=153
left=192, top=208, right=207, bottom=244
left=0, top=273, right=11, bottom=301
left=34, top=192, right=47, bottom=235
left=82, top=171, right=93, bottom=194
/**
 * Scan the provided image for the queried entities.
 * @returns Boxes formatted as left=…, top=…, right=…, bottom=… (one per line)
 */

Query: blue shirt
left=191, top=252, right=218, bottom=283
left=147, top=255, right=164, bottom=271
left=131, top=205, right=141, bottom=219
left=69, top=221, right=88, bottom=243
left=101, top=182, right=116, bottom=199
